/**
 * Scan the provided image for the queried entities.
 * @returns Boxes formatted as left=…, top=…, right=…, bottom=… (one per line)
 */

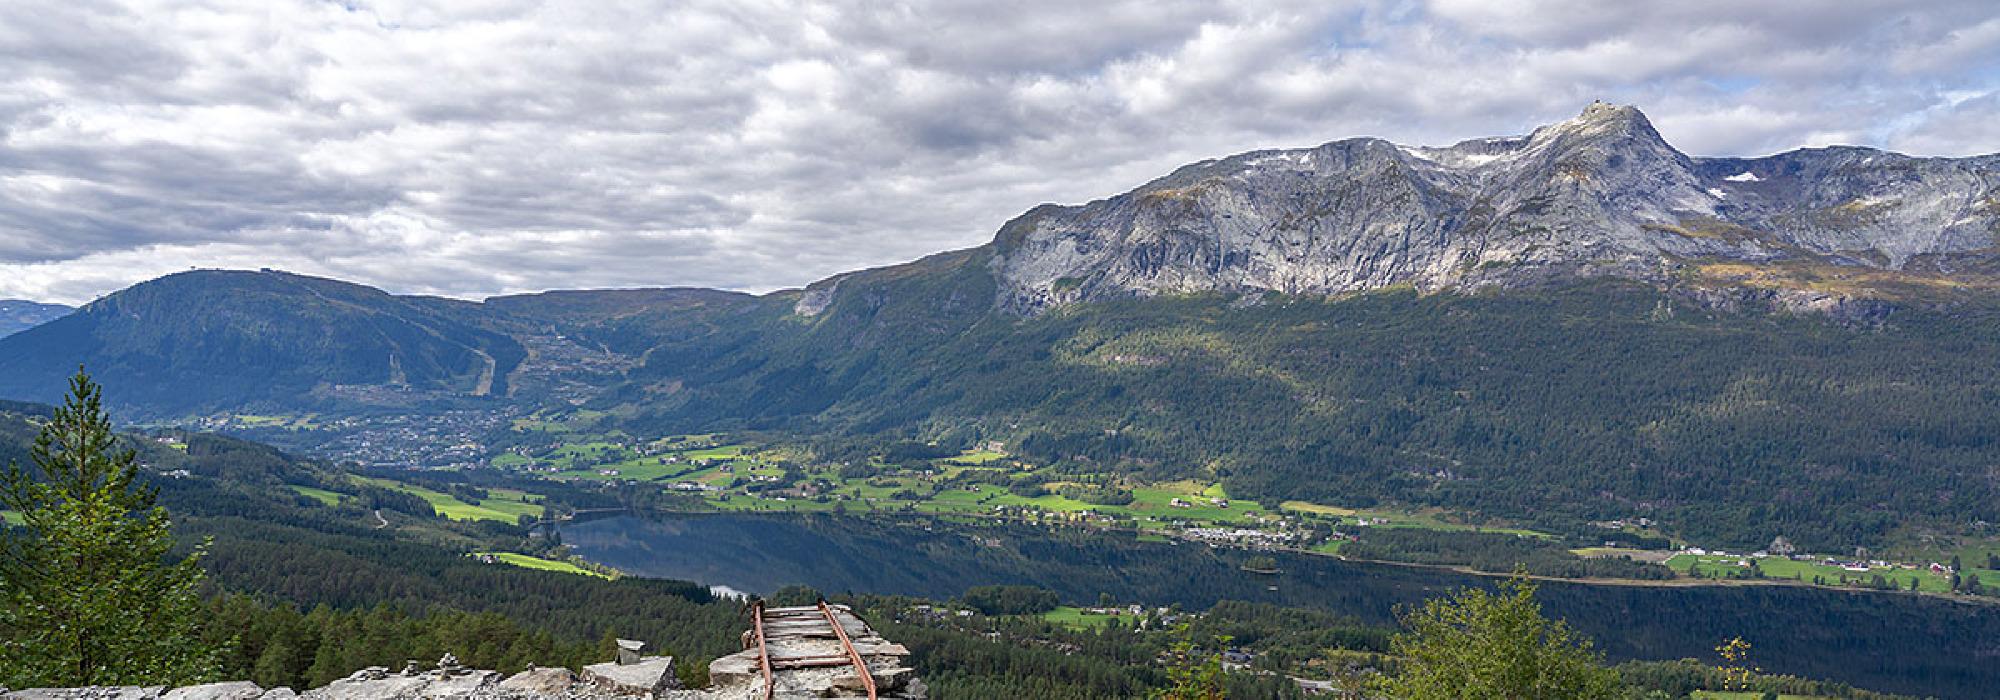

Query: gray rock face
left=579, top=658, right=678, bottom=695
left=3, top=688, right=167, bottom=700
left=160, top=683, right=267, bottom=700
left=493, top=669, right=573, bottom=696
left=990, top=103, right=2000, bottom=313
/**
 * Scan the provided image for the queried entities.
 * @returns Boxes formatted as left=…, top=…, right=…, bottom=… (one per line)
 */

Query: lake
left=563, top=512, right=2000, bottom=699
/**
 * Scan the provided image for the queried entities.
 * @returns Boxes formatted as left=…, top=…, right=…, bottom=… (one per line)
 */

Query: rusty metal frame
left=752, top=600, right=776, bottom=700
left=819, top=601, right=878, bottom=699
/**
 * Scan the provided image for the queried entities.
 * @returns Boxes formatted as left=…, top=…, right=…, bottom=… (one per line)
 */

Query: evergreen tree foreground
left=1372, top=575, right=1622, bottom=700
left=0, top=369, right=221, bottom=687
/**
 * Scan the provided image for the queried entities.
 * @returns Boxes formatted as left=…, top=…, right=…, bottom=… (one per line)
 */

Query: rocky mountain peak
left=988, top=103, right=2000, bottom=313
left=1566, top=101, right=1657, bottom=135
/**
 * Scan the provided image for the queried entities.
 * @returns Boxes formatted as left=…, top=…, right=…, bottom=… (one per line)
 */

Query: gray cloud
left=0, top=0, right=1996, bottom=304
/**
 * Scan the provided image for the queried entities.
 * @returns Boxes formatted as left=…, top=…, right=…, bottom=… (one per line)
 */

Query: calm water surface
left=564, top=512, right=2000, bottom=699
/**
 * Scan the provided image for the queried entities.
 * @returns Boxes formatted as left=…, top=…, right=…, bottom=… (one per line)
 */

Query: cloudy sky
left=2, top=0, right=1997, bottom=304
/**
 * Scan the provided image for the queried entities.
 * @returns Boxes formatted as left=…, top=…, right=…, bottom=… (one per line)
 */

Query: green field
left=685, top=451, right=1565, bottom=544
left=1282, top=500, right=1550, bottom=538
left=1041, top=606, right=1124, bottom=630
left=489, top=453, right=533, bottom=469
left=943, top=449, right=1009, bottom=465
left=509, top=409, right=613, bottom=434
left=2, top=510, right=20, bottom=525
left=1667, top=553, right=2000, bottom=593
left=352, top=477, right=543, bottom=523
left=524, top=437, right=770, bottom=482
left=471, top=552, right=609, bottom=578
left=288, top=485, right=344, bottom=506
left=231, top=413, right=320, bottom=430
left=493, top=431, right=1561, bottom=546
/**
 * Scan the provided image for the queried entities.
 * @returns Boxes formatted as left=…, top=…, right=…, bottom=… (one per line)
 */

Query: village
left=320, top=412, right=2000, bottom=601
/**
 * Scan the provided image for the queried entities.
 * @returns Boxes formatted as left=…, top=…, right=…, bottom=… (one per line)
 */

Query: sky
left=2, top=0, right=1998, bottom=305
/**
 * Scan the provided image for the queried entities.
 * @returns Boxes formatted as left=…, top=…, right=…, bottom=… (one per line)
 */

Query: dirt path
left=470, top=349, right=496, bottom=396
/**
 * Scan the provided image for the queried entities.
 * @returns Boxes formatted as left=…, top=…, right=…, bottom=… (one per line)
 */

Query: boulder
left=497, top=668, right=574, bottom=696
left=301, top=675, right=426, bottom=700
left=582, top=657, right=679, bottom=695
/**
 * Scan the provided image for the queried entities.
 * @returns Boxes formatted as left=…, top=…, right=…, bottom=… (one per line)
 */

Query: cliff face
left=989, top=103, right=2000, bottom=313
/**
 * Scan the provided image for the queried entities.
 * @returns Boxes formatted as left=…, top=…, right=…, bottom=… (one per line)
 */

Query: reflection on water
left=564, top=513, right=2000, bottom=699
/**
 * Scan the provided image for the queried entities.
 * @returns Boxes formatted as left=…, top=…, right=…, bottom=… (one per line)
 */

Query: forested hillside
left=581, top=265, right=2000, bottom=551
left=0, top=270, right=525, bottom=414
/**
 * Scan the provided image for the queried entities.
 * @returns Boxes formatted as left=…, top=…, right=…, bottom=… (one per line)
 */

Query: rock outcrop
left=989, top=102, right=2000, bottom=313
left=4, top=610, right=921, bottom=700
left=3, top=684, right=292, bottom=700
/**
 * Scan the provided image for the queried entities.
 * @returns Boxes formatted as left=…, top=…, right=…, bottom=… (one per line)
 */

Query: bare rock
left=988, top=102, right=2000, bottom=315
left=161, top=683, right=266, bottom=700
left=581, top=657, right=679, bottom=695
left=415, top=670, right=499, bottom=698
left=496, top=668, right=574, bottom=695
left=299, top=674, right=427, bottom=700
left=5, top=688, right=166, bottom=700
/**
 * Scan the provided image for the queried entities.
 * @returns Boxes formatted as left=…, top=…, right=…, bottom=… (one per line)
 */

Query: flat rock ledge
left=3, top=653, right=923, bottom=700
left=4, top=683, right=292, bottom=700
left=5, top=608, right=921, bottom=700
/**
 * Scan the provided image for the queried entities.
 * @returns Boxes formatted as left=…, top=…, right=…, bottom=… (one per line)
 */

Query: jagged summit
left=1409, top=102, right=1678, bottom=169
left=987, top=103, right=2000, bottom=313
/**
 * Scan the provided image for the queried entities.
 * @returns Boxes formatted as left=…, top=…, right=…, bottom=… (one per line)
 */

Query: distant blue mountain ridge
left=0, top=299, right=71, bottom=338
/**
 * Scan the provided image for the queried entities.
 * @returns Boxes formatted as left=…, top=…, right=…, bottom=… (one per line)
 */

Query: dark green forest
left=568, top=259, right=2000, bottom=551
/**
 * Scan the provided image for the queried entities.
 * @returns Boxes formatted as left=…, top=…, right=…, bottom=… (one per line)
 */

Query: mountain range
left=3, top=104, right=1999, bottom=548
left=988, top=101, right=2000, bottom=312
left=0, top=299, right=72, bottom=338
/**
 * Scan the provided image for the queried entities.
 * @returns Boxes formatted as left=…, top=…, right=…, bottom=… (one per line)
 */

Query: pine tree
left=252, top=639, right=297, bottom=688
left=0, top=369, right=222, bottom=687
left=1152, top=623, right=1228, bottom=700
left=1370, top=576, right=1622, bottom=699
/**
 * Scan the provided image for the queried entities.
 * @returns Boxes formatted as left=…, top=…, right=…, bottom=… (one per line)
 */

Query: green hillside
left=0, top=270, right=525, bottom=415
left=578, top=263, right=2000, bottom=552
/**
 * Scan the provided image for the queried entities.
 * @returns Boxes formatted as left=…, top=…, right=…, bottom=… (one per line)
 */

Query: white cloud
left=0, top=0, right=1996, bottom=304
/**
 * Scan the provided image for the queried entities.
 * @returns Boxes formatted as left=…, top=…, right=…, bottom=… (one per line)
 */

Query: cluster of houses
left=907, top=604, right=979, bottom=621
left=1167, top=497, right=1230, bottom=509
left=1183, top=527, right=1298, bottom=547
left=304, top=408, right=503, bottom=469
left=1590, top=517, right=1655, bottom=529
left=1680, top=546, right=1961, bottom=576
